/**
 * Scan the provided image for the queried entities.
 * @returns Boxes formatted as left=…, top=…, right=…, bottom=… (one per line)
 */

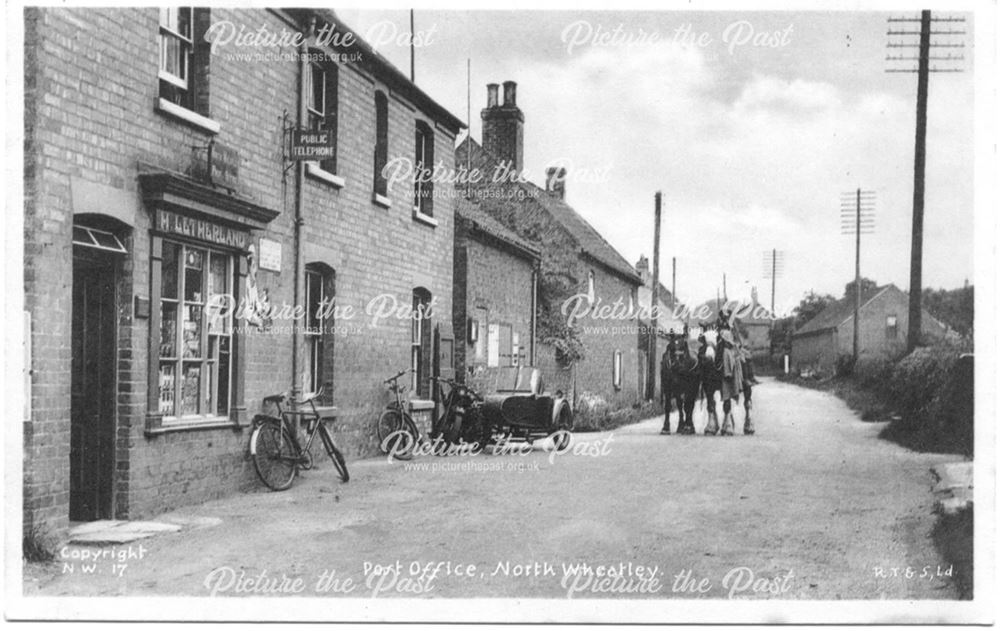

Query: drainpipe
left=291, top=17, right=314, bottom=402
left=530, top=261, right=538, bottom=366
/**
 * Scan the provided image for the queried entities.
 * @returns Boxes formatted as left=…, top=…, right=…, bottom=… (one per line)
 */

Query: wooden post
left=907, top=10, right=931, bottom=351
left=648, top=192, right=662, bottom=401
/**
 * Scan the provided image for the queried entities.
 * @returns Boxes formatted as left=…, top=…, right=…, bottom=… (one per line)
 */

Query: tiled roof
left=456, top=138, right=641, bottom=284
left=794, top=285, right=891, bottom=335
left=456, top=196, right=539, bottom=259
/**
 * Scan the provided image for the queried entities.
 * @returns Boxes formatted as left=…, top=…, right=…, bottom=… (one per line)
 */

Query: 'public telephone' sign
left=290, top=130, right=335, bottom=160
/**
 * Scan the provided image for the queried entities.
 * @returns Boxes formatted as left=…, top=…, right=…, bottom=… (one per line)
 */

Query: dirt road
left=27, top=378, right=960, bottom=600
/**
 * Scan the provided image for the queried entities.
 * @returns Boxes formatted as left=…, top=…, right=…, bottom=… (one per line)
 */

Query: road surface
left=26, top=378, right=960, bottom=600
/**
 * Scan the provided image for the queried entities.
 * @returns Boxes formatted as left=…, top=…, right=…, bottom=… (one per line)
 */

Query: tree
left=768, top=290, right=836, bottom=354
left=923, top=285, right=974, bottom=338
left=795, top=291, right=836, bottom=329
left=843, top=277, right=878, bottom=300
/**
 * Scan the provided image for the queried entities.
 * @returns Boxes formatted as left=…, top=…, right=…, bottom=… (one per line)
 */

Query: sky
left=339, top=9, right=975, bottom=313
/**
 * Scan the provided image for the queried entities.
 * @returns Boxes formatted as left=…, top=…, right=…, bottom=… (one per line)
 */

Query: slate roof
left=456, top=138, right=641, bottom=285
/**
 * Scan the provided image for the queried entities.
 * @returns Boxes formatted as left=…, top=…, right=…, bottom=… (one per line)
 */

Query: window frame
left=411, top=288, right=432, bottom=398
left=303, top=57, right=339, bottom=177
left=413, top=121, right=435, bottom=219
left=157, top=239, right=235, bottom=424
left=886, top=314, right=899, bottom=340
left=373, top=90, right=390, bottom=199
left=158, top=7, right=192, bottom=90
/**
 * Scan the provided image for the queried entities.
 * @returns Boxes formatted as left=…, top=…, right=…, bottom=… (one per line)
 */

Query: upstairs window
left=159, top=8, right=193, bottom=106
left=414, top=121, right=434, bottom=217
left=587, top=270, right=596, bottom=304
left=373, top=91, right=389, bottom=197
left=305, top=59, right=339, bottom=175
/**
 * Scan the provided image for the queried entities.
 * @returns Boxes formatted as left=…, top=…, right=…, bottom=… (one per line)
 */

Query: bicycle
left=375, top=370, right=421, bottom=460
left=250, top=388, right=350, bottom=491
left=375, top=371, right=490, bottom=460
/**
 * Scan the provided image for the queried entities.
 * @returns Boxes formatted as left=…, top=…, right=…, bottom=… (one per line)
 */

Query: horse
left=660, top=332, right=701, bottom=435
left=698, top=325, right=755, bottom=436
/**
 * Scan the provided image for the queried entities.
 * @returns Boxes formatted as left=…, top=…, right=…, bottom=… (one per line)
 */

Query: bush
left=573, top=394, right=659, bottom=432
left=855, top=356, right=895, bottom=392
left=835, top=353, right=855, bottom=378
left=880, top=345, right=973, bottom=456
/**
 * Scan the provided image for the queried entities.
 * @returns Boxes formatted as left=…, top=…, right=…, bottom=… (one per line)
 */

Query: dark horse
left=660, top=332, right=701, bottom=435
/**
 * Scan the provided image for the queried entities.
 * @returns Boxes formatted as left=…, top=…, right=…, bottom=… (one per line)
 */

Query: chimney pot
left=544, top=166, right=567, bottom=200
left=502, top=80, right=517, bottom=107
left=486, top=83, right=499, bottom=108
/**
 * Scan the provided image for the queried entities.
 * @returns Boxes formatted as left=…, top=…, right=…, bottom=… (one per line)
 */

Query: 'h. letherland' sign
left=290, top=130, right=335, bottom=159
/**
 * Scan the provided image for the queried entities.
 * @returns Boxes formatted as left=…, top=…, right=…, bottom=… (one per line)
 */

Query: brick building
left=454, top=82, right=643, bottom=409
left=791, top=284, right=949, bottom=374
left=23, top=7, right=463, bottom=533
left=452, top=197, right=540, bottom=389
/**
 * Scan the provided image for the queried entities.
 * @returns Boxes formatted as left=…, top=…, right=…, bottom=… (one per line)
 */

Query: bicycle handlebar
left=384, top=369, right=411, bottom=385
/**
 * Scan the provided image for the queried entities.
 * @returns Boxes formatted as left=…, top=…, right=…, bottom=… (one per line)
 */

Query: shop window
left=158, top=240, right=234, bottom=420
left=612, top=349, right=623, bottom=390
left=305, top=58, right=339, bottom=175
left=411, top=288, right=432, bottom=398
left=373, top=91, right=389, bottom=197
left=414, top=121, right=434, bottom=217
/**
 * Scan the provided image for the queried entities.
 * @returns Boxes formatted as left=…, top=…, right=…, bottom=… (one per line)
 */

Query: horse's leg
left=721, top=398, right=735, bottom=435
left=704, top=383, right=719, bottom=435
left=660, top=385, right=672, bottom=434
left=743, top=382, right=755, bottom=435
left=683, top=382, right=697, bottom=433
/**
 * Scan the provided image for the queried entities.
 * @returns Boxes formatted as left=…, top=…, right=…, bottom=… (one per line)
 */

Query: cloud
left=495, top=39, right=971, bottom=310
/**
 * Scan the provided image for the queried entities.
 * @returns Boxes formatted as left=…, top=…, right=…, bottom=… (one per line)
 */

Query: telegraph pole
left=761, top=249, right=785, bottom=333
left=648, top=192, right=662, bottom=401
left=841, top=189, right=875, bottom=362
left=886, top=11, right=965, bottom=351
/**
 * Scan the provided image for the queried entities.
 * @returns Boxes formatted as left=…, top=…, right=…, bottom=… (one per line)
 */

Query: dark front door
left=70, top=249, right=117, bottom=521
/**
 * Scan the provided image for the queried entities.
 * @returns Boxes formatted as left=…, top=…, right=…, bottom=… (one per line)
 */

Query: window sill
left=145, top=415, right=240, bottom=436
left=306, top=163, right=345, bottom=189
left=410, top=399, right=435, bottom=412
left=155, top=98, right=220, bottom=135
left=372, top=192, right=392, bottom=209
left=412, top=207, right=438, bottom=227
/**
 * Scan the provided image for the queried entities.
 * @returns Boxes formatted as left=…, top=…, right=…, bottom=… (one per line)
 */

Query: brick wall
left=452, top=219, right=535, bottom=385
left=23, top=7, right=458, bottom=531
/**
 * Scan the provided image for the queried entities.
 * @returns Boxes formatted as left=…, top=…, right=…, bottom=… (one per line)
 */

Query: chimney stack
left=635, top=255, right=650, bottom=285
left=545, top=166, right=567, bottom=200
left=481, top=80, right=524, bottom=173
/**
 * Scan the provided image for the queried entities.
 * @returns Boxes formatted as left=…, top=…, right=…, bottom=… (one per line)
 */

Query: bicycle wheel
left=378, top=409, right=417, bottom=459
left=318, top=423, right=350, bottom=483
left=376, top=408, right=404, bottom=452
left=250, top=418, right=298, bottom=491
left=379, top=411, right=418, bottom=461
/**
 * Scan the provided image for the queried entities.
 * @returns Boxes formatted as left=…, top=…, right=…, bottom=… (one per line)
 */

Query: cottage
left=791, top=284, right=949, bottom=374
left=454, top=82, right=643, bottom=408
left=23, top=7, right=463, bottom=533
left=452, top=198, right=540, bottom=387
